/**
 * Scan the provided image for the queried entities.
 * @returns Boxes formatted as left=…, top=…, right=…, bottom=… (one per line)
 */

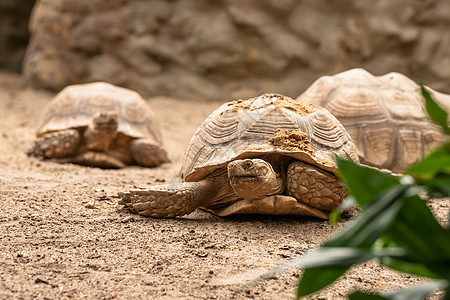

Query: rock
left=22, top=0, right=450, bottom=100
left=0, top=0, right=35, bottom=72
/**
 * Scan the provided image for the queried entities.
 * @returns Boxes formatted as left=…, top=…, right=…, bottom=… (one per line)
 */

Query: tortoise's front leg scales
left=27, top=129, right=80, bottom=159
left=286, top=161, right=346, bottom=211
left=118, top=187, right=185, bottom=218
left=118, top=181, right=215, bottom=218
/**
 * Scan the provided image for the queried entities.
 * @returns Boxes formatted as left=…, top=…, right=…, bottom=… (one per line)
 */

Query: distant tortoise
left=27, top=82, right=169, bottom=168
left=118, top=93, right=359, bottom=219
left=297, top=68, right=450, bottom=173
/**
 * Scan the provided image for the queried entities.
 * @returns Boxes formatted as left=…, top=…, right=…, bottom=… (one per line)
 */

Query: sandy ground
left=0, top=70, right=448, bottom=299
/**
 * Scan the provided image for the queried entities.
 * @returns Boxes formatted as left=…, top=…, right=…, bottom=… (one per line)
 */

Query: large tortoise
left=27, top=82, right=169, bottom=168
left=118, top=93, right=359, bottom=219
left=297, top=68, right=450, bottom=173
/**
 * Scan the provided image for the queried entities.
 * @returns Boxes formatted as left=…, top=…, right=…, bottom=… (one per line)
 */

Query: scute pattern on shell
left=181, top=94, right=359, bottom=182
left=296, top=68, right=449, bottom=173
left=37, top=82, right=162, bottom=144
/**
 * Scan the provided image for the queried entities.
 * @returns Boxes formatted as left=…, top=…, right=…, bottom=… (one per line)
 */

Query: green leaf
left=256, top=247, right=402, bottom=294
left=253, top=249, right=362, bottom=283
left=270, top=247, right=406, bottom=271
left=328, top=209, right=341, bottom=224
left=337, top=158, right=399, bottom=208
left=385, top=194, right=450, bottom=277
left=294, top=185, right=406, bottom=297
left=293, top=246, right=441, bottom=298
left=348, top=280, right=447, bottom=300
left=291, top=247, right=382, bottom=268
left=329, top=196, right=357, bottom=224
left=297, top=267, right=347, bottom=299
left=378, top=256, right=441, bottom=279
left=406, top=142, right=450, bottom=181
left=422, top=175, right=450, bottom=198
left=349, top=291, right=389, bottom=300
left=384, top=280, right=448, bottom=300
left=421, top=85, right=450, bottom=135
left=325, top=185, right=406, bottom=248
left=294, top=248, right=365, bottom=298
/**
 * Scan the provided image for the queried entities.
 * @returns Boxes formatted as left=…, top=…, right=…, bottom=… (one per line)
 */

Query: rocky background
left=4, top=0, right=450, bottom=100
left=0, top=0, right=35, bottom=72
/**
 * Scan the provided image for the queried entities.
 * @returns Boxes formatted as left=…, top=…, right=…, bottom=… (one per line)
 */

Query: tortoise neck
left=199, top=168, right=240, bottom=206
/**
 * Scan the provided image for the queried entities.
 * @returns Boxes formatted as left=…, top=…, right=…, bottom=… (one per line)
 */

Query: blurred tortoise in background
left=27, top=82, right=169, bottom=168
left=297, top=68, right=450, bottom=173
left=118, top=93, right=359, bottom=219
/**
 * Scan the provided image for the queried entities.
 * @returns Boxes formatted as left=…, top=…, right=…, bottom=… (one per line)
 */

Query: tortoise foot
left=27, top=129, right=80, bottom=159
left=130, top=139, right=170, bottom=167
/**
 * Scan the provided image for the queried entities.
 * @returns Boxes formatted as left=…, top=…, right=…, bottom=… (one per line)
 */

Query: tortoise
left=118, top=93, right=359, bottom=219
left=27, top=82, right=169, bottom=168
left=297, top=68, right=450, bottom=173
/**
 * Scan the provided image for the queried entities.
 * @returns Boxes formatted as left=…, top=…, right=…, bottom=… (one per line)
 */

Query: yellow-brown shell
left=37, top=82, right=163, bottom=144
left=181, top=94, right=359, bottom=182
left=297, top=68, right=449, bottom=173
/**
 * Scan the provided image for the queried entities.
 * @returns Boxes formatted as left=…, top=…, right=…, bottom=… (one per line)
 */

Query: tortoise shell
left=180, top=93, right=359, bottom=182
left=37, top=82, right=163, bottom=144
left=297, top=68, right=449, bottom=173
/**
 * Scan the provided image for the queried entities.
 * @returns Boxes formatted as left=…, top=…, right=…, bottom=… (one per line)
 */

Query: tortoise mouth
left=229, top=174, right=261, bottom=182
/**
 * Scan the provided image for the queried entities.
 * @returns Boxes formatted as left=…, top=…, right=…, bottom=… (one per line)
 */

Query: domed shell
left=296, top=68, right=449, bottom=173
left=181, top=94, right=359, bottom=182
left=37, top=82, right=162, bottom=144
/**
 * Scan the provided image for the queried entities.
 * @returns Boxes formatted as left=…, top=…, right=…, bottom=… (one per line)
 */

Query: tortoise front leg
left=130, top=138, right=169, bottom=167
left=27, top=129, right=80, bottom=159
left=118, top=180, right=220, bottom=218
left=286, top=161, right=346, bottom=212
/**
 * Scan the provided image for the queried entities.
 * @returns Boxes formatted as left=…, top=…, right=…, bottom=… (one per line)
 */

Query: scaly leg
left=130, top=138, right=169, bottom=167
left=286, top=161, right=346, bottom=212
left=27, top=129, right=80, bottom=159
left=118, top=180, right=219, bottom=218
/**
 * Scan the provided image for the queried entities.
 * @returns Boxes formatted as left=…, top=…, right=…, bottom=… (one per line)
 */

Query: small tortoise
left=118, top=93, right=359, bottom=219
left=27, top=82, right=169, bottom=168
left=297, top=68, right=450, bottom=173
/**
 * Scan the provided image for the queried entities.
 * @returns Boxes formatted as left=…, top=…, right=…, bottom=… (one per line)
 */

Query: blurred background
left=1, top=0, right=450, bottom=101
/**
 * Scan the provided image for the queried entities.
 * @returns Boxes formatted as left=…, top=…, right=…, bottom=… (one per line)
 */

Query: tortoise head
left=85, top=112, right=119, bottom=151
left=227, top=158, right=284, bottom=200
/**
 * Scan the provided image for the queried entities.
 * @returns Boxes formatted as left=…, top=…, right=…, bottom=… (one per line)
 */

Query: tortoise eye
left=245, top=160, right=253, bottom=168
